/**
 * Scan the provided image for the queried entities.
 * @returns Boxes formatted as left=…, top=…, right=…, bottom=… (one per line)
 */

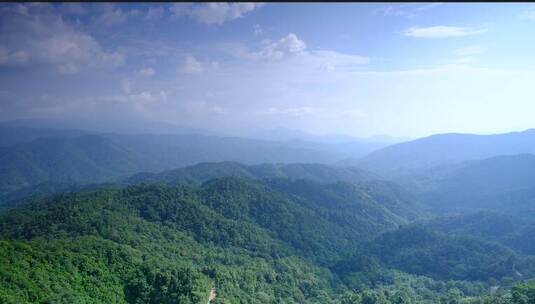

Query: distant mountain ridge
left=0, top=135, right=147, bottom=194
left=249, top=127, right=406, bottom=144
left=354, top=129, right=535, bottom=177
left=0, top=128, right=395, bottom=204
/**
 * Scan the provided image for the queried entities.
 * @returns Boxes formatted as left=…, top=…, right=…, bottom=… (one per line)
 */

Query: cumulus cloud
left=170, top=2, right=264, bottom=25
left=181, top=55, right=204, bottom=74
left=222, top=33, right=368, bottom=70
left=0, top=4, right=124, bottom=72
left=259, top=33, right=306, bottom=60
left=225, top=33, right=307, bottom=61
left=404, top=26, right=486, bottom=38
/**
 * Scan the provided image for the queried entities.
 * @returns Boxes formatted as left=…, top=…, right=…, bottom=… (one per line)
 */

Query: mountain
left=0, top=135, right=147, bottom=194
left=125, top=161, right=378, bottom=185
left=249, top=127, right=405, bottom=145
left=426, top=212, right=535, bottom=255
left=126, top=161, right=426, bottom=221
left=335, top=225, right=530, bottom=283
left=246, top=127, right=403, bottom=159
left=0, top=131, right=366, bottom=198
left=0, top=127, right=89, bottom=147
left=105, top=133, right=340, bottom=169
left=355, top=129, right=535, bottom=177
left=0, top=177, right=413, bottom=302
left=401, top=154, right=535, bottom=215
left=1, top=175, right=533, bottom=302
left=0, top=118, right=205, bottom=135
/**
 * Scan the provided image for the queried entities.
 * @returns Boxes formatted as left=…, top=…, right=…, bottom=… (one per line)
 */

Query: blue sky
left=1, top=3, right=535, bottom=137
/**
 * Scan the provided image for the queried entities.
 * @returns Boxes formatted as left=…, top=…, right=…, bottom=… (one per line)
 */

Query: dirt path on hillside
left=207, top=282, right=216, bottom=304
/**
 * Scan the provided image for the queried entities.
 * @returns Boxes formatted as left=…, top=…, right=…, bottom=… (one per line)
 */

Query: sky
left=1, top=3, right=535, bottom=138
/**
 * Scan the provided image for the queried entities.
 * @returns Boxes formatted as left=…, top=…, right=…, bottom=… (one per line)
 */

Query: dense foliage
left=426, top=212, right=535, bottom=256
left=1, top=175, right=534, bottom=303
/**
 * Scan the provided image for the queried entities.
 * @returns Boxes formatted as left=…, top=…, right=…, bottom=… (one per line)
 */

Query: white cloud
left=220, top=33, right=306, bottom=61
left=139, top=67, right=156, bottom=77
left=0, top=5, right=124, bottom=71
left=222, top=33, right=368, bottom=70
left=404, top=26, right=486, bottom=38
left=170, top=3, right=264, bottom=25
left=256, top=33, right=306, bottom=60
left=181, top=55, right=203, bottom=74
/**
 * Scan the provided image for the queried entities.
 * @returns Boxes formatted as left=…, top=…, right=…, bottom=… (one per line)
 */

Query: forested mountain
left=126, top=161, right=377, bottom=185
left=1, top=177, right=533, bottom=303
left=0, top=127, right=389, bottom=197
left=343, top=225, right=528, bottom=282
left=2, top=127, right=535, bottom=303
left=0, top=178, right=406, bottom=302
left=353, top=129, right=535, bottom=177
left=399, top=154, right=535, bottom=215
left=426, top=212, right=535, bottom=256
left=0, top=135, right=147, bottom=194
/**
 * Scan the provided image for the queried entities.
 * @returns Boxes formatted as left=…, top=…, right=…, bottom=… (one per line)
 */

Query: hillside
left=125, top=161, right=377, bottom=185
left=1, top=179, right=533, bottom=303
left=401, top=154, right=535, bottom=215
left=0, top=177, right=408, bottom=303
left=358, top=225, right=525, bottom=281
left=355, top=129, right=535, bottom=177
left=426, top=212, right=535, bottom=256
left=0, top=135, right=147, bottom=194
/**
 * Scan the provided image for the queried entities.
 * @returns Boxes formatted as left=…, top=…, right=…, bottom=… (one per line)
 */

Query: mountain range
left=350, top=129, right=535, bottom=177
left=3, top=125, right=535, bottom=302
